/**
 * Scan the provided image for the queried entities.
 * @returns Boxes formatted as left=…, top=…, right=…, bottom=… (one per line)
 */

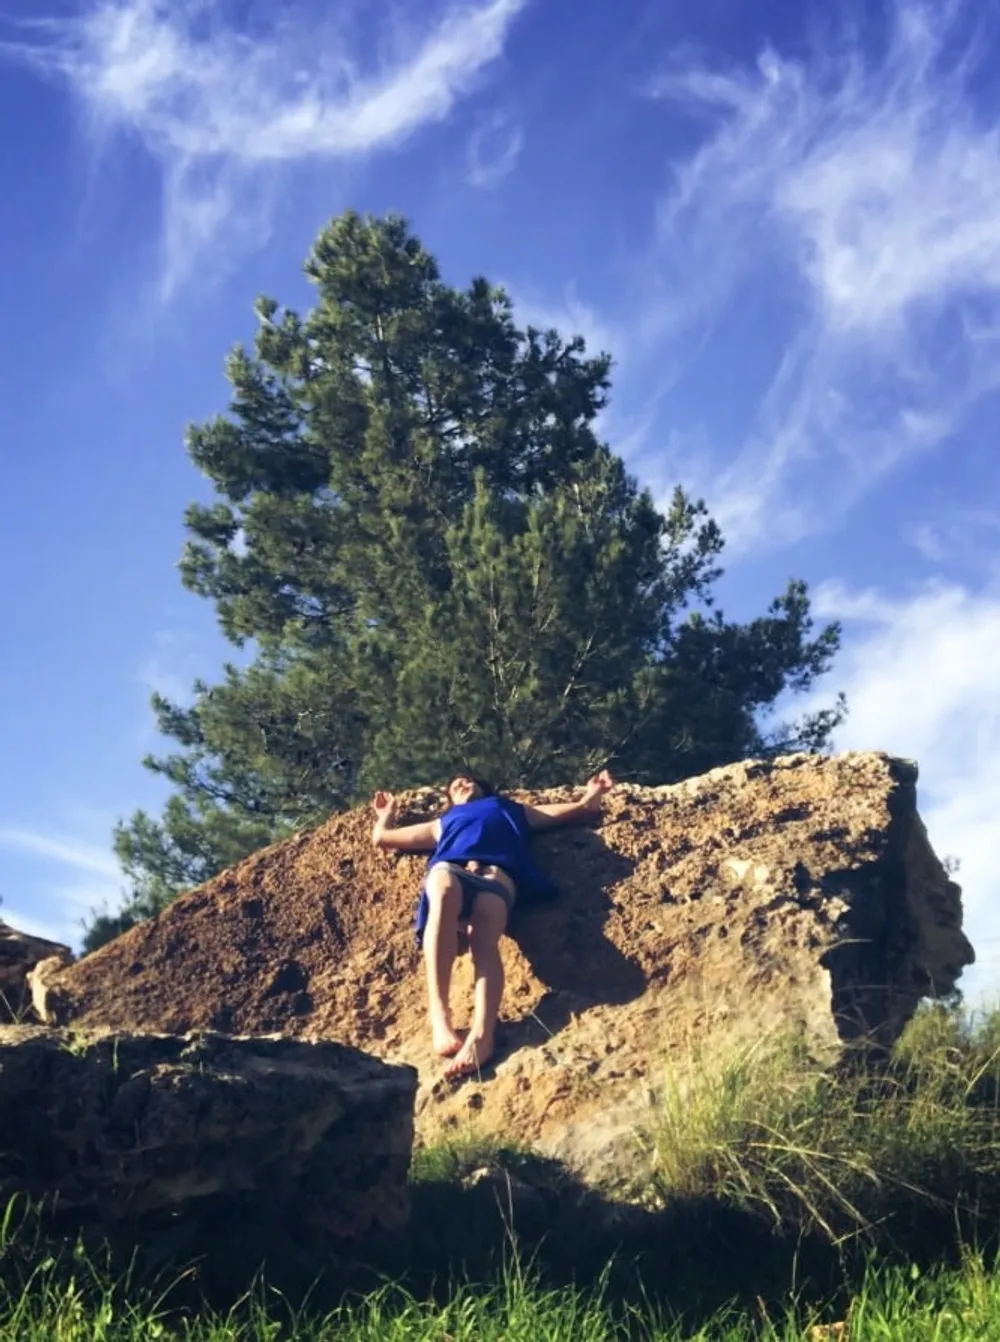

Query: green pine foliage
left=96, top=211, right=842, bottom=945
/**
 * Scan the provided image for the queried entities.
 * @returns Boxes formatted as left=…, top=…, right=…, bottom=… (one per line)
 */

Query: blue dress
left=413, top=795, right=557, bottom=944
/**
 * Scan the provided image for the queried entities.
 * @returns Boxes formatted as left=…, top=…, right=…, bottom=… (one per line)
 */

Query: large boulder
left=29, top=753, right=973, bottom=1181
left=0, top=920, right=71, bottom=1022
left=0, top=1027, right=416, bottom=1239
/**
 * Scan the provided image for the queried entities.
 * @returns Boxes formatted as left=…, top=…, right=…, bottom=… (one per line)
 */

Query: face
left=447, top=776, right=483, bottom=806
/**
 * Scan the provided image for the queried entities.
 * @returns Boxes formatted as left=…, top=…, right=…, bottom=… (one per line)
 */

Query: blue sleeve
left=498, top=796, right=531, bottom=837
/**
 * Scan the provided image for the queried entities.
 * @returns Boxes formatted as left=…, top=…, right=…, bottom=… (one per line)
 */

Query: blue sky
left=2, top=0, right=1000, bottom=1002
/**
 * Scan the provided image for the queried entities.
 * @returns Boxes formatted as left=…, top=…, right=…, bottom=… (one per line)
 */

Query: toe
left=443, top=1042, right=492, bottom=1081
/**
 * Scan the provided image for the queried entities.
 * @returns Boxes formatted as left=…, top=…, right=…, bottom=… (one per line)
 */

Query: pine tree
left=97, top=211, right=842, bottom=946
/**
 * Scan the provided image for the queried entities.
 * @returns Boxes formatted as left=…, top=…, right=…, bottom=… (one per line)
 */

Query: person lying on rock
left=371, top=769, right=614, bottom=1081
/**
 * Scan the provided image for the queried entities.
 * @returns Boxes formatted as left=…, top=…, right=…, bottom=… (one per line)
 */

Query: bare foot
left=431, top=1023, right=464, bottom=1058
left=443, top=1034, right=493, bottom=1081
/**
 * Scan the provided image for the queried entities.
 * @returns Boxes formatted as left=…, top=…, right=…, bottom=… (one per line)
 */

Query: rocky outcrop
left=0, top=1027, right=416, bottom=1238
left=0, top=920, right=71, bottom=1022
left=29, top=753, right=973, bottom=1182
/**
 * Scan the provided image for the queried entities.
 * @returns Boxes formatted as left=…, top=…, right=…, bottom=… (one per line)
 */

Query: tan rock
left=0, top=921, right=72, bottom=1022
left=31, top=753, right=972, bottom=1184
left=27, top=954, right=74, bottom=1026
left=0, top=1026, right=416, bottom=1238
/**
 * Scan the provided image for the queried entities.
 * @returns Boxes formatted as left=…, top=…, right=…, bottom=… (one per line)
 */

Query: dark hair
left=444, top=772, right=497, bottom=804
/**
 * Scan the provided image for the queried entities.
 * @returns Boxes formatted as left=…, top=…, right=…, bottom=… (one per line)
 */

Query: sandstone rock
left=0, top=1026, right=416, bottom=1238
left=0, top=920, right=71, bottom=1022
left=26, top=954, right=72, bottom=1025
left=31, top=753, right=973, bottom=1184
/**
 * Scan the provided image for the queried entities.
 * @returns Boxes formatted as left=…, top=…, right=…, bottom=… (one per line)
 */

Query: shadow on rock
left=500, top=828, right=645, bottom=1056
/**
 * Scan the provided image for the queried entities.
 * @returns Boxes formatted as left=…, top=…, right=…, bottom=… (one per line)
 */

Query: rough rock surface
left=0, top=920, right=71, bottom=1022
left=0, top=1026, right=416, bottom=1237
left=31, top=753, right=973, bottom=1179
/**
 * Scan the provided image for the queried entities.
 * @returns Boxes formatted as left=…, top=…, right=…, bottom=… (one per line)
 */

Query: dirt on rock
left=33, top=753, right=973, bottom=1182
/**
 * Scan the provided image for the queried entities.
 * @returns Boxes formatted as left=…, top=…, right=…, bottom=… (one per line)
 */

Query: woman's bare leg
left=444, top=890, right=508, bottom=1079
left=423, top=866, right=464, bottom=1056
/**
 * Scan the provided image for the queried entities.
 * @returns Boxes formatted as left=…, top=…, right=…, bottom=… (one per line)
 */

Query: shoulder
left=495, top=795, right=529, bottom=829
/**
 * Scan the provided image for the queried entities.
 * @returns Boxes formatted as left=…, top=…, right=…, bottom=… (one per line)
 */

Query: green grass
left=641, top=1004, right=1000, bottom=1252
left=4, top=1251, right=1000, bottom=1340
left=408, top=1130, right=543, bottom=1185
left=6, top=1003, right=1000, bottom=1337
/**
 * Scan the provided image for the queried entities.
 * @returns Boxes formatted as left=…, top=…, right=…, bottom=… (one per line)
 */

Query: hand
left=582, top=769, right=614, bottom=810
left=372, top=790, right=396, bottom=826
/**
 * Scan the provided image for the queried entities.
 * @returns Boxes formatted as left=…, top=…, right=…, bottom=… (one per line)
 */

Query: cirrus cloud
left=635, top=0, right=1000, bottom=553
left=466, top=108, right=524, bottom=187
left=4, top=0, right=529, bottom=297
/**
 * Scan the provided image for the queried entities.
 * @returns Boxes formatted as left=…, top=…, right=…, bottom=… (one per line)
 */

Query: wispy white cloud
left=136, top=623, right=253, bottom=749
left=0, top=825, right=124, bottom=950
left=466, top=108, right=523, bottom=186
left=908, top=508, right=1000, bottom=571
left=0, top=906, right=78, bottom=950
left=0, top=828, right=121, bottom=878
left=640, top=0, right=1000, bottom=551
left=799, top=578, right=1000, bottom=1003
left=508, top=284, right=632, bottom=444
left=6, top=0, right=528, bottom=296
left=511, top=285, right=625, bottom=364
left=139, top=627, right=207, bottom=708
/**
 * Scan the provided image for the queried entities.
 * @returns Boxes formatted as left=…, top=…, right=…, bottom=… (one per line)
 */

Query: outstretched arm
left=522, top=770, right=614, bottom=832
left=371, top=791, right=441, bottom=852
